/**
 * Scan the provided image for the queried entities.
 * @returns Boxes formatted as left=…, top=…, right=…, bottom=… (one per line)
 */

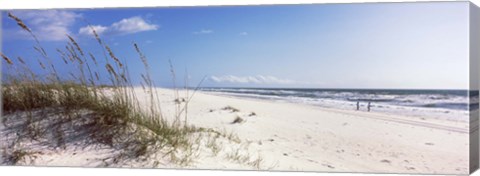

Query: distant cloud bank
left=210, top=75, right=295, bottom=85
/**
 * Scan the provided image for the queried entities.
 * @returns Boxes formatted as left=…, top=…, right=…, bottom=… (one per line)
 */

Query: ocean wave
left=200, top=88, right=471, bottom=121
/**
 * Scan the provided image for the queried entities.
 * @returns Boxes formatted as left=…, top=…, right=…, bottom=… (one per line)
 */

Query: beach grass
left=1, top=12, right=206, bottom=166
left=0, top=12, right=267, bottom=169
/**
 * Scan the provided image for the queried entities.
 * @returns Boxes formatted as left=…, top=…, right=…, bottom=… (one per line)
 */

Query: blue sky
left=2, top=2, right=470, bottom=89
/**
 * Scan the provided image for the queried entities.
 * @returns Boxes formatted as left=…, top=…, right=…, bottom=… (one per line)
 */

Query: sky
left=1, top=2, right=470, bottom=89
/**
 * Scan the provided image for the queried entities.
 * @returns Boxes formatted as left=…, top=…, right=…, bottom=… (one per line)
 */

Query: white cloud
left=78, top=25, right=108, bottom=36
left=210, top=75, right=295, bottom=85
left=239, top=32, right=248, bottom=36
left=193, top=29, right=213, bottom=35
left=110, top=16, right=158, bottom=34
left=8, top=10, right=82, bottom=41
left=79, top=16, right=158, bottom=37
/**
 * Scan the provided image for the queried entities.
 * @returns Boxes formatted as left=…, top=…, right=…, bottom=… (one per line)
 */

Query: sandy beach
left=2, top=4, right=476, bottom=175
left=1, top=88, right=469, bottom=174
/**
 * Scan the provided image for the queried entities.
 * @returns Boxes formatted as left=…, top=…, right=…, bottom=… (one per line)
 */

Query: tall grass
left=1, top=13, right=265, bottom=169
left=1, top=12, right=196, bottom=163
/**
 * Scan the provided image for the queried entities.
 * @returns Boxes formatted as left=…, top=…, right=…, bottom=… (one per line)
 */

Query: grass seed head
left=1, top=53, right=13, bottom=65
left=8, top=12, right=31, bottom=32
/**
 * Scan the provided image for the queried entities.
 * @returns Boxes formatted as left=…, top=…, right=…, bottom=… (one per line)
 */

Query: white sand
left=0, top=88, right=471, bottom=174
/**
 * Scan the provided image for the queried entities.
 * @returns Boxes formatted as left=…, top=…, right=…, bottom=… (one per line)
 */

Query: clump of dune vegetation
left=231, top=116, right=244, bottom=124
left=1, top=12, right=196, bottom=165
left=222, top=106, right=240, bottom=113
left=0, top=12, right=263, bottom=168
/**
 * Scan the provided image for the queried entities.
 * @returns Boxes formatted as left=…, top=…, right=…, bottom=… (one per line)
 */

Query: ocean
left=200, top=88, right=476, bottom=121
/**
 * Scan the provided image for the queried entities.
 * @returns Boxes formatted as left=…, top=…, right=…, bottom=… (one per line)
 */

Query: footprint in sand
left=405, top=166, right=416, bottom=170
left=380, top=159, right=391, bottom=164
left=305, top=135, right=312, bottom=139
left=321, top=163, right=335, bottom=169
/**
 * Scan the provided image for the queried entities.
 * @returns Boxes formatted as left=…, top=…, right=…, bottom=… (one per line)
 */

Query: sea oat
left=65, top=46, right=76, bottom=62
left=3, top=14, right=212, bottom=167
left=8, top=12, right=42, bottom=48
left=66, top=43, right=83, bottom=64
left=134, top=43, right=149, bottom=68
left=69, top=73, right=78, bottom=80
left=105, top=64, right=117, bottom=77
left=67, top=35, right=85, bottom=57
left=60, top=56, right=69, bottom=64
left=121, top=74, right=127, bottom=82
left=105, top=46, right=123, bottom=67
left=55, top=49, right=69, bottom=64
left=16, top=57, right=26, bottom=65
left=89, top=53, right=98, bottom=65
left=95, top=72, right=100, bottom=81
left=141, top=74, right=150, bottom=85
left=8, top=12, right=31, bottom=32
left=84, top=23, right=103, bottom=45
left=33, top=46, right=48, bottom=58
left=38, top=60, right=46, bottom=70
left=1, top=53, right=13, bottom=65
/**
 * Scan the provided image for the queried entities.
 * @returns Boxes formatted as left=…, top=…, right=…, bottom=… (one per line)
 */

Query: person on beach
left=367, top=102, right=371, bottom=112
left=356, top=101, right=360, bottom=110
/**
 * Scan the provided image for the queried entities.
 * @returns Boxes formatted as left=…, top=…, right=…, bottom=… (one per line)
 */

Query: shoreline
left=199, top=89, right=470, bottom=125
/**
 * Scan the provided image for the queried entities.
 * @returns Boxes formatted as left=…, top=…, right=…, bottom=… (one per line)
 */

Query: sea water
left=201, top=88, right=477, bottom=122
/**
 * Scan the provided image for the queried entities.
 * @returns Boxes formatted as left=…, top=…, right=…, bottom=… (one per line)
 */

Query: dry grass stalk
left=8, top=12, right=31, bottom=32
left=16, top=57, right=26, bottom=65
left=1, top=12, right=249, bottom=168
left=105, top=46, right=123, bottom=67
left=67, top=35, right=85, bottom=57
